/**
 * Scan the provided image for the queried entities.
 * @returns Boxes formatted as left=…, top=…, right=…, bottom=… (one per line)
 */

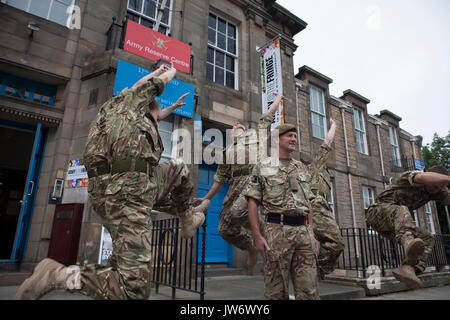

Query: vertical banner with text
left=260, top=37, right=284, bottom=130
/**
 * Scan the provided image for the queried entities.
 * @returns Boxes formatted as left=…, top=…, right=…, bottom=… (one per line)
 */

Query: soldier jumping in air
left=366, top=166, right=450, bottom=289
left=308, top=119, right=344, bottom=278
left=193, top=93, right=284, bottom=274
left=16, top=63, right=210, bottom=300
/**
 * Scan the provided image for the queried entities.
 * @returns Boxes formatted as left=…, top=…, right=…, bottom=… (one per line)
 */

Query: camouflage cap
left=275, top=123, right=297, bottom=136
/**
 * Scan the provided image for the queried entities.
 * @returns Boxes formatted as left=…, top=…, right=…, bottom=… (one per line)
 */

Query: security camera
left=27, top=22, right=40, bottom=32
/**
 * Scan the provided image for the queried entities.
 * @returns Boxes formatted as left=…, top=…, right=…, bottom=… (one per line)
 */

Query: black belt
left=267, top=213, right=306, bottom=226
left=232, top=167, right=252, bottom=178
left=87, top=159, right=153, bottom=178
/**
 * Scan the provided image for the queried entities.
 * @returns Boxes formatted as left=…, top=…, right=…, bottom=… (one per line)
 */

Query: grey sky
left=277, top=0, right=450, bottom=145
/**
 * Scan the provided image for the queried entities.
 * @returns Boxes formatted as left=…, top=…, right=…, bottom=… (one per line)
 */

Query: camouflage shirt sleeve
left=244, top=162, right=263, bottom=203
left=309, top=142, right=332, bottom=173
left=257, top=114, right=274, bottom=132
left=133, top=77, right=165, bottom=102
left=406, top=170, right=426, bottom=187
left=214, top=163, right=231, bottom=184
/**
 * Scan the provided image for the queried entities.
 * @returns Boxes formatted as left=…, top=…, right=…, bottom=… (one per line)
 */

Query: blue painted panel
left=113, top=60, right=194, bottom=118
left=197, top=163, right=231, bottom=264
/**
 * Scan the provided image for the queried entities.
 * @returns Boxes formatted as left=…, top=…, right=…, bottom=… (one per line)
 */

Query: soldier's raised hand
left=173, top=93, right=190, bottom=108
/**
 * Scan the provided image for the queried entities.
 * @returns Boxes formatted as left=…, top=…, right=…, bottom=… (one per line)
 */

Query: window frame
left=389, top=125, right=402, bottom=167
left=412, top=209, right=420, bottom=227
left=309, top=85, right=327, bottom=140
left=3, top=0, right=76, bottom=27
left=126, top=0, right=173, bottom=35
left=353, top=107, right=368, bottom=155
left=158, top=114, right=178, bottom=163
left=424, top=202, right=435, bottom=234
left=328, top=180, right=336, bottom=218
left=206, top=12, right=239, bottom=90
left=362, top=186, right=375, bottom=210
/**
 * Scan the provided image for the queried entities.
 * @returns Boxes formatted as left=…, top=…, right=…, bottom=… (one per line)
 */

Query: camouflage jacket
left=308, top=143, right=332, bottom=199
left=375, top=170, right=450, bottom=209
left=84, top=77, right=165, bottom=170
left=245, top=157, right=316, bottom=216
left=214, top=114, right=274, bottom=206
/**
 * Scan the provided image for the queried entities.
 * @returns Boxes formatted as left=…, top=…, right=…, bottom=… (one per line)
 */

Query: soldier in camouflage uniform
left=245, top=123, right=320, bottom=300
left=16, top=64, right=209, bottom=300
left=194, top=93, right=284, bottom=272
left=366, top=166, right=450, bottom=289
left=308, top=119, right=344, bottom=278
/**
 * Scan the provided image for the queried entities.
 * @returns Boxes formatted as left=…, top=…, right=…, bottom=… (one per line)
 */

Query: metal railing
left=151, top=217, right=206, bottom=300
left=390, top=155, right=417, bottom=173
left=336, top=228, right=449, bottom=278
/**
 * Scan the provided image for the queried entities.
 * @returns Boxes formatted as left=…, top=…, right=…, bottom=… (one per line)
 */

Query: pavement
left=1, top=273, right=449, bottom=300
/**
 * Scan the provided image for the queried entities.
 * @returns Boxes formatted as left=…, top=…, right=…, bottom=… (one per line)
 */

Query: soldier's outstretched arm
left=132, top=63, right=171, bottom=88
left=266, top=92, right=284, bottom=116
left=193, top=181, right=224, bottom=205
left=158, top=93, right=190, bottom=121
left=324, top=118, right=336, bottom=147
left=248, top=198, right=270, bottom=262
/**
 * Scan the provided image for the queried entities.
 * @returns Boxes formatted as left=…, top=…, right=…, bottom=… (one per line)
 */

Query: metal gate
left=151, top=217, right=206, bottom=300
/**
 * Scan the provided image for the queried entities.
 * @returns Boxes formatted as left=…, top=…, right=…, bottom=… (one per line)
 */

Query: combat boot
left=247, top=246, right=258, bottom=275
left=401, top=233, right=425, bottom=266
left=179, top=199, right=210, bottom=239
left=392, top=264, right=423, bottom=289
left=15, top=258, right=81, bottom=300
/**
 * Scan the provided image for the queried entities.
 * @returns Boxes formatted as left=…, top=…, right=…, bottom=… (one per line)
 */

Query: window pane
left=143, top=0, right=156, bottom=17
left=217, top=33, right=226, bottom=50
left=8, top=0, right=30, bottom=11
left=226, top=55, right=234, bottom=71
left=158, top=25, right=167, bottom=34
left=49, top=1, right=69, bottom=26
left=215, top=67, right=224, bottom=85
left=162, top=7, right=169, bottom=24
left=129, top=0, right=143, bottom=12
left=142, top=18, right=153, bottom=29
left=206, top=63, right=214, bottom=81
left=227, top=37, right=236, bottom=54
left=218, top=18, right=226, bottom=34
left=207, top=48, right=214, bottom=63
left=208, top=14, right=216, bottom=29
left=29, top=0, right=51, bottom=19
left=215, top=51, right=224, bottom=67
left=227, top=24, right=236, bottom=38
left=126, top=12, right=140, bottom=22
left=208, top=28, right=216, bottom=45
left=226, top=72, right=234, bottom=88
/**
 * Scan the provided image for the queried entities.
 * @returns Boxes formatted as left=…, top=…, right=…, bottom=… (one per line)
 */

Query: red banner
left=123, top=20, right=191, bottom=73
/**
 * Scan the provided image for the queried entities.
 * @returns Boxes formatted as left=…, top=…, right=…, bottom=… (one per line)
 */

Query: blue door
left=197, top=163, right=233, bottom=265
left=0, top=120, right=47, bottom=264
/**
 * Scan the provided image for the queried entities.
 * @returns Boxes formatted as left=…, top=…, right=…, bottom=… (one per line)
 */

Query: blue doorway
left=197, top=163, right=233, bottom=265
left=0, top=119, right=47, bottom=264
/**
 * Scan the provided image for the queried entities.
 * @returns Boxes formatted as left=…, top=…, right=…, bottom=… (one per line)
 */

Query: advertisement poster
left=98, top=226, right=112, bottom=266
left=65, top=158, right=88, bottom=189
left=113, top=59, right=195, bottom=118
left=123, top=20, right=191, bottom=73
left=260, top=37, right=284, bottom=130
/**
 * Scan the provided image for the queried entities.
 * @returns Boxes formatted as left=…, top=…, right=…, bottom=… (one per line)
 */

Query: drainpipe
left=295, top=80, right=302, bottom=156
left=340, top=105, right=357, bottom=230
left=375, top=121, right=387, bottom=189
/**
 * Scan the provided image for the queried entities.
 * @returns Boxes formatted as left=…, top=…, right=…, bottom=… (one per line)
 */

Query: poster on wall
left=65, top=158, right=88, bottom=189
left=98, top=226, right=112, bottom=266
left=123, top=20, right=191, bottom=73
left=113, top=59, right=195, bottom=118
left=259, top=37, right=284, bottom=130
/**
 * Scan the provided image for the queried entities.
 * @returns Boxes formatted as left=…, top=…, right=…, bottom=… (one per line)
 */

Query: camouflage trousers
left=366, top=203, right=435, bottom=274
left=263, top=222, right=320, bottom=300
left=80, top=159, right=194, bottom=300
left=218, top=193, right=259, bottom=251
left=311, top=196, right=344, bottom=276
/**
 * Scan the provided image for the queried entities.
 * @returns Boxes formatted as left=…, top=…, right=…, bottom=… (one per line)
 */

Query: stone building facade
left=0, top=0, right=442, bottom=274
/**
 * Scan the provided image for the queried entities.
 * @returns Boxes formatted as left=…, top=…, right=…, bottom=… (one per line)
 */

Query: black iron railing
left=151, top=217, right=206, bottom=300
left=390, top=155, right=418, bottom=173
left=336, top=228, right=448, bottom=278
